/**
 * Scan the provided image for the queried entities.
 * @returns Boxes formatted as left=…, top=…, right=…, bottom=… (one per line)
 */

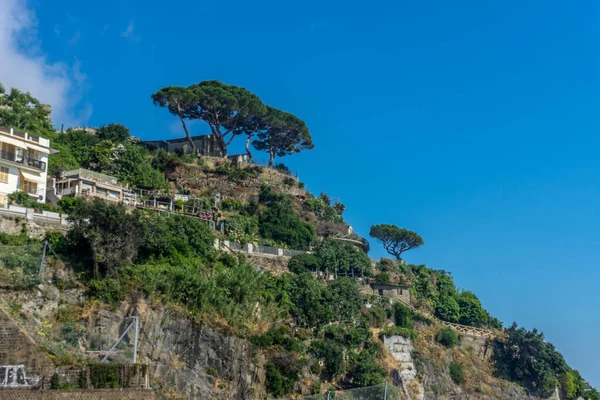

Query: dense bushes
left=303, top=192, right=345, bottom=223
left=436, top=327, right=459, bottom=348
left=250, top=326, right=305, bottom=353
left=310, top=340, right=345, bottom=376
left=494, top=323, right=570, bottom=397
left=259, top=200, right=315, bottom=249
left=287, top=239, right=372, bottom=277
left=51, top=125, right=166, bottom=190
left=266, top=274, right=362, bottom=327
left=403, top=264, right=500, bottom=329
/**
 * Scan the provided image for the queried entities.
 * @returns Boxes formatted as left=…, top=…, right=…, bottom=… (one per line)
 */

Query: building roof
left=164, top=134, right=213, bottom=143
left=370, top=282, right=411, bottom=290
left=0, top=126, right=51, bottom=149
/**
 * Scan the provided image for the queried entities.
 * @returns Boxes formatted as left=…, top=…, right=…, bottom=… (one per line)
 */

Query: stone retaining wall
left=0, top=389, right=155, bottom=399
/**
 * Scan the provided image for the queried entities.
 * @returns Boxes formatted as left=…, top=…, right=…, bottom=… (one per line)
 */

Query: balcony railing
left=0, top=151, right=46, bottom=171
left=17, top=183, right=45, bottom=197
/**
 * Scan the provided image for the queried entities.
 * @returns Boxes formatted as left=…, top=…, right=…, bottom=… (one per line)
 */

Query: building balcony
left=17, top=183, right=45, bottom=198
left=0, top=151, right=46, bottom=171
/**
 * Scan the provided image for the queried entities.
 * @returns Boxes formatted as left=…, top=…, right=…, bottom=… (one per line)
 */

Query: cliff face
left=0, top=284, right=265, bottom=399
left=0, top=279, right=568, bottom=400
left=383, top=326, right=562, bottom=400
left=131, top=303, right=265, bottom=400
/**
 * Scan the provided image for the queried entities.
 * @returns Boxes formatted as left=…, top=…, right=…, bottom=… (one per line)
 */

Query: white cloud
left=0, top=0, right=91, bottom=127
left=121, top=20, right=140, bottom=41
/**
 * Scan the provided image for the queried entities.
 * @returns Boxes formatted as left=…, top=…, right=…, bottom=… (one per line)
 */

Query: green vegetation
left=8, top=191, right=59, bottom=212
left=152, top=80, right=313, bottom=164
left=369, top=224, right=424, bottom=263
left=304, top=192, right=345, bottom=223
left=436, top=327, right=459, bottom=348
left=252, top=106, right=314, bottom=166
left=403, top=264, right=501, bottom=329
left=449, top=362, right=464, bottom=385
left=50, top=124, right=166, bottom=190
left=256, top=185, right=316, bottom=249
left=0, top=80, right=597, bottom=399
left=287, top=239, right=371, bottom=277
left=494, top=322, right=596, bottom=398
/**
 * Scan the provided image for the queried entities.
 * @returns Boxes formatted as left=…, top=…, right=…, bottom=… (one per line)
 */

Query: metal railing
left=62, top=168, right=118, bottom=185
left=0, top=151, right=46, bottom=171
left=17, top=183, right=45, bottom=197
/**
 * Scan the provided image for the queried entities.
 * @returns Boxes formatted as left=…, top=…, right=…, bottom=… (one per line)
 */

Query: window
left=22, top=180, right=37, bottom=194
left=0, top=167, right=8, bottom=183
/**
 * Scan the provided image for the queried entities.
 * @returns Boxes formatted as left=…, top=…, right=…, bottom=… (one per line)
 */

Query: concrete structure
left=0, top=389, right=156, bottom=400
left=371, top=282, right=411, bottom=304
left=142, top=134, right=222, bottom=156
left=0, top=127, right=51, bottom=206
left=49, top=169, right=136, bottom=204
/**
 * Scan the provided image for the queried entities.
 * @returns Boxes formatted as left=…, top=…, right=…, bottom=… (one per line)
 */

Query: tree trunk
left=245, top=135, right=253, bottom=163
left=215, top=129, right=228, bottom=157
left=178, top=112, right=196, bottom=153
left=268, top=148, right=275, bottom=167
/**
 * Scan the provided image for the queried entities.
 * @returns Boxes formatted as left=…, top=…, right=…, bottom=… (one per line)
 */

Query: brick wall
left=0, top=389, right=155, bottom=400
left=0, top=308, right=55, bottom=387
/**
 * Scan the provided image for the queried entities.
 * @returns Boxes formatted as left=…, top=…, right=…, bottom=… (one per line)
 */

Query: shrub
left=393, top=303, right=413, bottom=329
left=349, top=350, right=387, bottom=387
left=250, top=327, right=305, bottom=353
left=206, top=367, right=218, bottom=377
left=45, top=231, right=68, bottom=254
left=310, top=340, right=345, bottom=376
left=288, top=253, right=320, bottom=274
left=87, top=278, right=125, bottom=304
left=436, top=327, right=459, bottom=348
left=379, top=326, right=416, bottom=340
left=494, top=322, right=570, bottom=397
left=375, top=272, right=391, bottom=284
left=265, top=354, right=302, bottom=396
left=364, top=305, right=387, bottom=328
left=62, top=322, right=86, bottom=346
left=273, top=163, right=291, bottom=176
left=283, top=177, right=296, bottom=187
left=449, top=362, right=464, bottom=385
left=315, top=239, right=372, bottom=276
left=259, top=200, right=315, bottom=249
left=457, top=291, right=488, bottom=326
left=434, top=295, right=461, bottom=323
left=221, top=198, right=242, bottom=211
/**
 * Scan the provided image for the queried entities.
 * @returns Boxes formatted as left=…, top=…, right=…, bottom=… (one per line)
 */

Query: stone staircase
left=382, top=335, right=424, bottom=400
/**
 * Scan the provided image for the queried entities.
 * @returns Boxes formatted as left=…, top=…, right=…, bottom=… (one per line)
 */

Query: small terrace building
left=50, top=168, right=136, bottom=204
left=370, top=282, right=411, bottom=304
left=0, top=127, right=51, bottom=206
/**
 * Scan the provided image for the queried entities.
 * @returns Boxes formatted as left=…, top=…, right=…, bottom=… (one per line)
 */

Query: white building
left=0, top=127, right=51, bottom=205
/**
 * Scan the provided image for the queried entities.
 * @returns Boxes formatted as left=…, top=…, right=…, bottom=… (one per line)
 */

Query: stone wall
left=0, top=309, right=55, bottom=389
left=0, top=213, right=67, bottom=239
left=0, top=389, right=155, bottom=400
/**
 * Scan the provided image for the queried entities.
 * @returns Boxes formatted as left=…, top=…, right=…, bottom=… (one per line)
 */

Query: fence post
left=384, top=381, right=388, bottom=400
left=39, top=240, right=48, bottom=280
left=133, top=316, right=139, bottom=364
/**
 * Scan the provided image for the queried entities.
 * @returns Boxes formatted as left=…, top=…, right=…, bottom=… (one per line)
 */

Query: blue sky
left=4, top=0, right=599, bottom=386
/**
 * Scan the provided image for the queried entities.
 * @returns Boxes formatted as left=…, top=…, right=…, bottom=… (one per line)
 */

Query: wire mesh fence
left=0, top=242, right=44, bottom=287
left=277, top=383, right=406, bottom=400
